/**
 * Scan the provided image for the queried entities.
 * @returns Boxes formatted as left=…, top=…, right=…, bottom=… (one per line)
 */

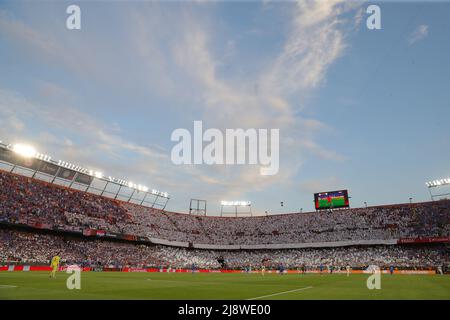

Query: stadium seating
left=1, top=228, right=448, bottom=269
left=1, top=170, right=449, bottom=247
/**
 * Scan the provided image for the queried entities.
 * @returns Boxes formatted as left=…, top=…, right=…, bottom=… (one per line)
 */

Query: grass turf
left=0, top=272, right=449, bottom=300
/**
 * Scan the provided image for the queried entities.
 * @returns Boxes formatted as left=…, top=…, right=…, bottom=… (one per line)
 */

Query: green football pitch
left=0, top=272, right=449, bottom=300
left=318, top=198, right=345, bottom=208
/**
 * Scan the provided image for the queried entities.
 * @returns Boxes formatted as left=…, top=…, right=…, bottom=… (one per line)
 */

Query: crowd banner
left=195, top=239, right=398, bottom=250
left=393, top=270, right=435, bottom=275
left=397, top=237, right=450, bottom=244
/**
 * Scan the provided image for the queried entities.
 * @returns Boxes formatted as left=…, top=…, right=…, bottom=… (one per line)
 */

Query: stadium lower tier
left=1, top=226, right=449, bottom=270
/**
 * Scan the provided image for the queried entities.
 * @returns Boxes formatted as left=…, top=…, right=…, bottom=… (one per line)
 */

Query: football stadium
left=0, top=141, right=449, bottom=300
left=0, top=0, right=449, bottom=311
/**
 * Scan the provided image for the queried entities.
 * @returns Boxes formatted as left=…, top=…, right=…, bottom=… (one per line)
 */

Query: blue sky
left=0, top=1, right=449, bottom=215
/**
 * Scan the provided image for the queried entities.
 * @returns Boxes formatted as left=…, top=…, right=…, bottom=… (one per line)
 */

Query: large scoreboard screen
left=314, top=190, right=349, bottom=210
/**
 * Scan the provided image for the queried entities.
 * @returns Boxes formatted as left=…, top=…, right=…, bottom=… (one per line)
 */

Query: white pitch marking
left=0, top=285, right=17, bottom=288
left=246, top=286, right=313, bottom=300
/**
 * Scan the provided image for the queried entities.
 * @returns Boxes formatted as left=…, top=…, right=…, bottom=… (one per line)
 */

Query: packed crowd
left=1, top=170, right=449, bottom=246
left=0, top=171, right=129, bottom=233
left=1, top=228, right=448, bottom=269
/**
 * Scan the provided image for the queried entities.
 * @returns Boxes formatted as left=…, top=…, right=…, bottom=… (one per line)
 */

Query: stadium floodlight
left=426, top=178, right=450, bottom=188
left=35, top=153, right=51, bottom=162
left=150, top=189, right=169, bottom=198
left=89, top=169, right=103, bottom=177
left=1, top=138, right=170, bottom=209
left=94, top=171, right=103, bottom=179
left=12, top=144, right=37, bottom=158
left=220, top=200, right=252, bottom=217
left=115, top=178, right=128, bottom=186
left=122, top=182, right=167, bottom=197
left=56, top=160, right=88, bottom=174
left=426, top=178, right=450, bottom=202
left=221, top=201, right=251, bottom=206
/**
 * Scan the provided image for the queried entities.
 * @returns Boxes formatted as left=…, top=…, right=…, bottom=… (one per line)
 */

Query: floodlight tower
left=220, top=201, right=252, bottom=217
left=189, top=199, right=207, bottom=216
left=426, top=178, right=450, bottom=200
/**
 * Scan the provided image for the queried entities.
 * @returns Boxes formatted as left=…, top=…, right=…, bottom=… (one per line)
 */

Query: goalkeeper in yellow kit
left=49, top=254, right=61, bottom=278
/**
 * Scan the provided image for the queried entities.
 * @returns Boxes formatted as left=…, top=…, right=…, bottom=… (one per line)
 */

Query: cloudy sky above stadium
left=0, top=0, right=449, bottom=215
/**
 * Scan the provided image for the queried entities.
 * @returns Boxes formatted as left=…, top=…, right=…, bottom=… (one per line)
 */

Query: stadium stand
left=1, top=170, right=448, bottom=246
left=0, top=228, right=448, bottom=269
left=0, top=169, right=449, bottom=270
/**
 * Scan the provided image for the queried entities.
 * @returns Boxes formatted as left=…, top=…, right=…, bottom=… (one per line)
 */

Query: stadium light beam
left=12, top=144, right=37, bottom=158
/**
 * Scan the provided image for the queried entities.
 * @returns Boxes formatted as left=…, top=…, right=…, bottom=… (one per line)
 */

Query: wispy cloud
left=0, top=88, right=167, bottom=172
left=409, top=24, right=429, bottom=45
left=263, top=0, right=361, bottom=95
left=0, top=1, right=363, bottom=213
left=161, top=0, right=357, bottom=202
left=300, top=176, right=343, bottom=194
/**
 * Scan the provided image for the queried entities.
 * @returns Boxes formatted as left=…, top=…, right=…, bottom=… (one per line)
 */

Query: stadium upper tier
left=0, top=170, right=449, bottom=248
